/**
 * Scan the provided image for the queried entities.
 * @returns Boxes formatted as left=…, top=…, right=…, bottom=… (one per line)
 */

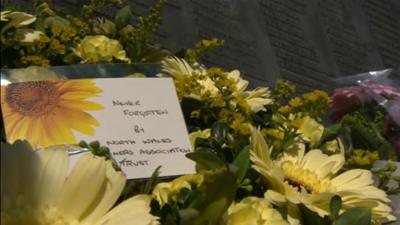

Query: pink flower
left=329, top=82, right=400, bottom=121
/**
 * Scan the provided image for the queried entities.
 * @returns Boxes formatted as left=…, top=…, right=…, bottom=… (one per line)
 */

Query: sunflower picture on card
left=1, top=79, right=103, bottom=148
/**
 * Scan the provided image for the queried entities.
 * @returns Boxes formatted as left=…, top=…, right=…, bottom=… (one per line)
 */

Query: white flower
left=0, top=11, right=36, bottom=27
left=297, top=116, right=324, bottom=147
left=229, top=70, right=272, bottom=113
left=1, top=141, right=159, bottom=225
left=19, top=30, right=44, bottom=43
left=160, top=57, right=195, bottom=80
left=160, top=57, right=219, bottom=98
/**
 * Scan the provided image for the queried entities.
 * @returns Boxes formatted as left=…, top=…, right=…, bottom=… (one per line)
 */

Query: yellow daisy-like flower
left=222, top=197, right=289, bottom=225
left=1, top=79, right=103, bottom=148
left=1, top=141, right=159, bottom=225
left=229, top=70, right=272, bottom=113
left=250, top=129, right=395, bottom=224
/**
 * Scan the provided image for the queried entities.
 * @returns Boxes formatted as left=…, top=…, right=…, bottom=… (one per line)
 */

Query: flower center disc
left=6, top=81, right=60, bottom=116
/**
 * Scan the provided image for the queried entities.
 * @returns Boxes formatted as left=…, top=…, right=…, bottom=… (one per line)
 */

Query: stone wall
left=4, top=0, right=400, bottom=91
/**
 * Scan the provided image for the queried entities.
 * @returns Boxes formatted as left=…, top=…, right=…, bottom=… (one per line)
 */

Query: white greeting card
left=1, top=78, right=195, bottom=179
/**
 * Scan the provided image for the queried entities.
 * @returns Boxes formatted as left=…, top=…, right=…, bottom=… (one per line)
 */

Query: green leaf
left=186, top=151, right=224, bottom=170
left=299, top=204, right=331, bottom=225
left=187, top=190, right=207, bottom=208
left=330, top=195, right=342, bottom=219
left=181, top=165, right=237, bottom=225
left=211, top=122, right=229, bottom=143
left=141, top=47, right=171, bottom=63
left=115, top=6, right=132, bottom=29
left=43, top=16, right=70, bottom=29
left=335, top=207, right=371, bottom=225
left=320, top=124, right=341, bottom=143
left=143, top=165, right=162, bottom=194
left=232, top=147, right=250, bottom=184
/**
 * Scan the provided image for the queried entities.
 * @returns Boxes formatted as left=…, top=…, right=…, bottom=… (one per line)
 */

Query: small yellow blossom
left=264, top=128, right=284, bottom=140
left=289, top=97, right=303, bottom=107
left=278, top=105, right=290, bottom=114
left=152, top=173, right=205, bottom=206
left=189, top=128, right=211, bottom=148
left=349, top=149, right=379, bottom=168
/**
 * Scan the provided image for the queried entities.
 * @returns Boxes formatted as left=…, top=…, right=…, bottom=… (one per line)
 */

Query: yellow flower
left=297, top=116, right=324, bottom=147
left=289, top=97, right=303, bottom=107
left=1, top=141, right=159, bottom=225
left=189, top=128, right=211, bottom=148
left=1, top=79, right=103, bottom=148
left=152, top=174, right=204, bottom=206
left=250, top=129, right=395, bottom=223
left=223, top=197, right=289, bottom=225
left=263, top=128, right=284, bottom=140
left=303, top=90, right=331, bottom=104
left=73, top=35, right=130, bottom=63
left=321, top=139, right=345, bottom=155
left=349, top=149, right=379, bottom=168
left=278, top=105, right=290, bottom=114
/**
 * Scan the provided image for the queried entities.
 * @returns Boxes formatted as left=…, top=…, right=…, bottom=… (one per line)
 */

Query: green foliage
left=330, top=195, right=342, bottom=220
left=1, top=0, right=170, bottom=68
left=81, top=0, right=122, bottom=17
left=186, top=151, right=225, bottom=170
left=373, top=161, right=400, bottom=195
left=181, top=165, right=237, bottom=225
left=335, top=208, right=371, bottom=225
left=320, top=124, right=342, bottom=144
left=232, top=147, right=250, bottom=184
left=114, top=6, right=132, bottom=29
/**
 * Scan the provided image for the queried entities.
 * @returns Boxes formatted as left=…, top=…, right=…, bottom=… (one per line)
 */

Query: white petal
left=1, top=141, right=40, bottom=209
left=331, top=169, right=373, bottom=190
left=57, top=154, right=107, bottom=220
left=80, top=161, right=126, bottom=223
left=36, top=148, right=69, bottom=207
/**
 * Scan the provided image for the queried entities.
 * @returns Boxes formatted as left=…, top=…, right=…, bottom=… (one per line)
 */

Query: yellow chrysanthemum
left=222, top=197, right=289, bottom=225
left=0, top=141, right=159, bottom=225
left=1, top=79, right=103, bottom=148
left=250, top=129, right=395, bottom=224
left=73, top=35, right=130, bottom=63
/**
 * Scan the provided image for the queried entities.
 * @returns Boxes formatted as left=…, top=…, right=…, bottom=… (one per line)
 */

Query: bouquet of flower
left=1, top=1, right=399, bottom=225
left=2, top=57, right=398, bottom=225
left=1, top=0, right=171, bottom=68
left=329, top=72, right=400, bottom=162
